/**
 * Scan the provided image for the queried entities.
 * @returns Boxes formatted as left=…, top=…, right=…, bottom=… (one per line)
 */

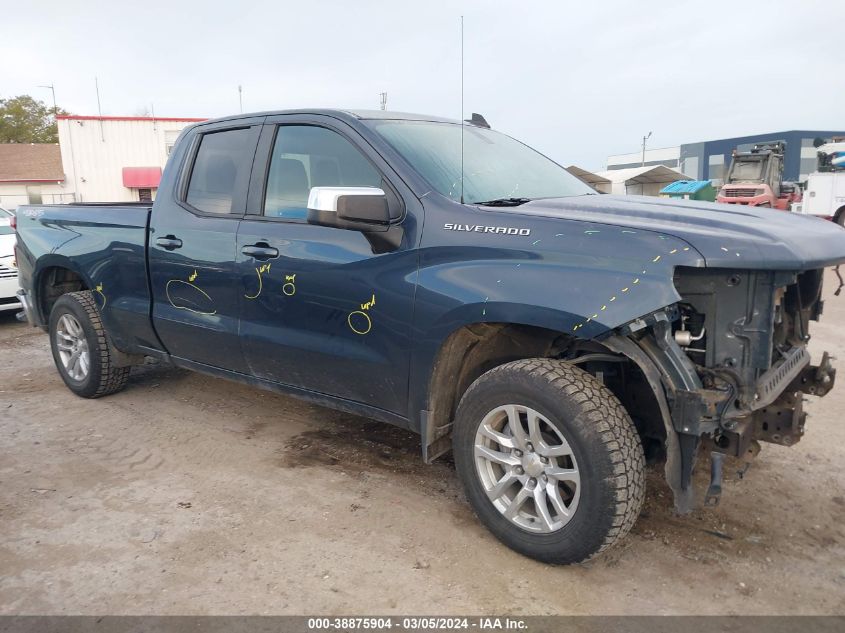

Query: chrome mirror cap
left=307, top=186, right=386, bottom=213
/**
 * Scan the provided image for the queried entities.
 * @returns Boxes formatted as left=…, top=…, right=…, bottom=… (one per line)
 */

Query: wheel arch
left=421, top=321, right=568, bottom=461
left=418, top=319, right=669, bottom=478
left=33, top=256, right=92, bottom=326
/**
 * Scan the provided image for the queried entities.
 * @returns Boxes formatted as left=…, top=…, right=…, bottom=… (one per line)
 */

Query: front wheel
left=453, top=359, right=645, bottom=564
left=49, top=291, right=130, bottom=398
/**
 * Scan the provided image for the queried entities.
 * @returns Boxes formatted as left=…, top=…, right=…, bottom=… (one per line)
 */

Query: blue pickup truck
left=13, top=109, right=845, bottom=564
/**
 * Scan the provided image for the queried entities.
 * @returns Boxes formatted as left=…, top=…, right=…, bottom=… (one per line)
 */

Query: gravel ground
left=1, top=271, right=844, bottom=615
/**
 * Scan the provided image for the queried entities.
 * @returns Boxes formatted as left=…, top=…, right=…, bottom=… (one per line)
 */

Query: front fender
left=406, top=216, right=703, bottom=427
left=415, top=227, right=702, bottom=341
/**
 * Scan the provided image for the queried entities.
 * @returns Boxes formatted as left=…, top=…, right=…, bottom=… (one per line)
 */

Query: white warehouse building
left=57, top=115, right=205, bottom=203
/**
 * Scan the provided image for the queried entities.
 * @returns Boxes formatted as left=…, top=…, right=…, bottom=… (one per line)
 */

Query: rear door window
left=186, top=127, right=258, bottom=215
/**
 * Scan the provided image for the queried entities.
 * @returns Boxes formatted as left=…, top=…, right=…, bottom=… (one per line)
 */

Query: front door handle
left=242, top=243, right=279, bottom=260
left=156, top=235, right=183, bottom=250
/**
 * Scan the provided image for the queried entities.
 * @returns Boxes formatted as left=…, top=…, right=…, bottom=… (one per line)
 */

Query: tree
left=0, top=95, right=68, bottom=144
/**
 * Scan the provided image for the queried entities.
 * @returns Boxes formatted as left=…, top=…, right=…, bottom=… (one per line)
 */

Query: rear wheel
left=49, top=291, right=130, bottom=398
left=453, top=358, right=645, bottom=564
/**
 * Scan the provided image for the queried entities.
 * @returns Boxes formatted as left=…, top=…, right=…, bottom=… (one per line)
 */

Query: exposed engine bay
left=575, top=267, right=838, bottom=512
left=658, top=267, right=835, bottom=506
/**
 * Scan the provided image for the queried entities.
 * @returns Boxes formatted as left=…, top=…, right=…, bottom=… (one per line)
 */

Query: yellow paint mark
left=165, top=279, right=217, bottom=316
left=601, top=305, right=607, bottom=311
left=721, top=247, right=729, bottom=252
left=360, top=293, right=376, bottom=311
left=633, top=278, right=640, bottom=284
left=245, top=263, right=271, bottom=300
left=683, top=247, right=690, bottom=251
left=622, top=287, right=629, bottom=293
left=609, top=296, right=616, bottom=302
left=188, top=270, right=198, bottom=282
left=282, top=273, right=297, bottom=297
left=348, top=311, right=372, bottom=335
left=350, top=293, right=377, bottom=334
left=94, top=283, right=107, bottom=309
left=585, top=317, right=592, bottom=323
left=669, top=248, right=678, bottom=254
left=591, top=313, right=598, bottom=319
left=652, top=255, right=661, bottom=263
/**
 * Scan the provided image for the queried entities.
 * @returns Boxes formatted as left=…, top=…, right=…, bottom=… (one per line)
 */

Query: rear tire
left=49, top=291, right=130, bottom=398
left=453, top=358, right=645, bottom=564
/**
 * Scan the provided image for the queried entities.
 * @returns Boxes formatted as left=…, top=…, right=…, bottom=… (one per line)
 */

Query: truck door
left=235, top=116, right=419, bottom=415
left=148, top=119, right=263, bottom=372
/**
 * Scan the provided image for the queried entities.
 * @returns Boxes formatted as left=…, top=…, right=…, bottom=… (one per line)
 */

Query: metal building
left=607, top=130, right=845, bottom=186
left=57, top=115, right=205, bottom=203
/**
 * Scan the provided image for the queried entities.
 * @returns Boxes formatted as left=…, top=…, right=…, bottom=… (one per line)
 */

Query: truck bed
left=14, top=202, right=157, bottom=352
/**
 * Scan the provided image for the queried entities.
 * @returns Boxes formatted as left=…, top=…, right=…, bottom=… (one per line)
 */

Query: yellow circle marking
left=348, top=311, right=372, bottom=335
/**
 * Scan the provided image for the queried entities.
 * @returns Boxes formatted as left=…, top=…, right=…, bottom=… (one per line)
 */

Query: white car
left=0, top=217, right=21, bottom=312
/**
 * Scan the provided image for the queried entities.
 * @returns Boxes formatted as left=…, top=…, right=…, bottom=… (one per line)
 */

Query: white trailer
left=793, top=142, right=845, bottom=224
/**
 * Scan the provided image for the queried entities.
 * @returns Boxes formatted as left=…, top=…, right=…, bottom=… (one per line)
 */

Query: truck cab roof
left=193, top=109, right=463, bottom=129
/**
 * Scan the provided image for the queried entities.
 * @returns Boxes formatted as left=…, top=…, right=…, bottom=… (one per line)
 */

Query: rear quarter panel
left=15, top=204, right=160, bottom=353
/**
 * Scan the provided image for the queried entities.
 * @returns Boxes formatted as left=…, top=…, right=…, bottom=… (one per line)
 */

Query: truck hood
left=510, top=194, right=845, bottom=270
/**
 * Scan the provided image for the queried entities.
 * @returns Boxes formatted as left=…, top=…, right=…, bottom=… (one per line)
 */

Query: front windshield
left=368, top=119, right=594, bottom=204
left=728, top=159, right=765, bottom=183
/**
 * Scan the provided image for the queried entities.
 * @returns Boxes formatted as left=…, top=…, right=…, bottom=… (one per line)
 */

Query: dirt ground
left=1, top=271, right=845, bottom=616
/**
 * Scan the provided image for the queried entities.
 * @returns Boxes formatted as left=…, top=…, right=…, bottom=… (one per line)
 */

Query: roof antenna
left=460, top=15, right=465, bottom=204
left=95, top=77, right=104, bottom=142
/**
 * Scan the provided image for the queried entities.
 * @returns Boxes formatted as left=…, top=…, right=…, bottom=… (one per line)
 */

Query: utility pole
left=38, top=84, right=58, bottom=118
left=238, top=85, right=243, bottom=113
left=641, top=131, right=653, bottom=167
left=379, top=92, right=387, bottom=110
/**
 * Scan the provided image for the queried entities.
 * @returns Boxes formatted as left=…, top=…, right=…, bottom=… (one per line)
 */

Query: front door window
left=263, top=125, right=382, bottom=220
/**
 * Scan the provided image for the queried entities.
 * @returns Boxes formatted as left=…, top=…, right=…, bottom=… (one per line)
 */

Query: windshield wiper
left=474, top=197, right=532, bottom=207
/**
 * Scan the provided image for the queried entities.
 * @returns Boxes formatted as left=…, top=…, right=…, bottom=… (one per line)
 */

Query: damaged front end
left=606, top=267, right=837, bottom=512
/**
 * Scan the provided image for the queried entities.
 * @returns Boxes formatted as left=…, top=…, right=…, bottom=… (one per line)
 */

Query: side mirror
left=307, top=187, right=391, bottom=232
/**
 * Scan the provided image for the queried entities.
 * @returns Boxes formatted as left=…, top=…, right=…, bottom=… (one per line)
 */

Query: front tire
left=49, top=291, right=130, bottom=398
left=453, top=358, right=645, bottom=564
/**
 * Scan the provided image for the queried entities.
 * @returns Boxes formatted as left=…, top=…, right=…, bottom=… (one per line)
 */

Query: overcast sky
left=3, top=0, right=842, bottom=170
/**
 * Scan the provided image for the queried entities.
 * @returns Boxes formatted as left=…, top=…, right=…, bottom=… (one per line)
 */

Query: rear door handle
left=242, top=243, right=279, bottom=260
left=155, top=235, right=183, bottom=250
